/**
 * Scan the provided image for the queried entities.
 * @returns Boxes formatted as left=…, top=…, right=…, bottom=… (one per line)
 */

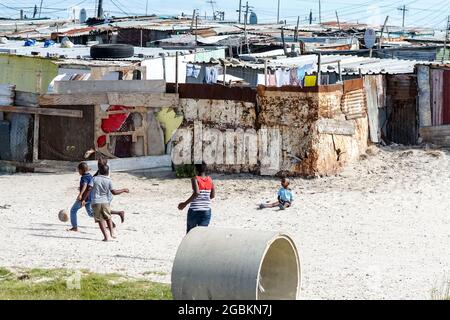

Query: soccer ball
left=58, top=209, right=69, bottom=222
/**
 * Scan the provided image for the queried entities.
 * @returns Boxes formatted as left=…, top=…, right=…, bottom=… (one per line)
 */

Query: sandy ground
left=0, top=145, right=449, bottom=300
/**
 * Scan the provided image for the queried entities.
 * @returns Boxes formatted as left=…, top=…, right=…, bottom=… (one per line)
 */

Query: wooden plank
left=54, top=80, right=166, bottom=94
left=316, top=119, right=356, bottom=136
left=40, top=93, right=179, bottom=108
left=107, top=93, right=179, bottom=108
left=33, top=114, right=39, bottom=162
left=0, top=106, right=83, bottom=118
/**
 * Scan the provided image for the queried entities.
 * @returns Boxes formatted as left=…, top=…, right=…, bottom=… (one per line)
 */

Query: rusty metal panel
left=431, top=69, right=444, bottom=126
left=443, top=70, right=450, bottom=125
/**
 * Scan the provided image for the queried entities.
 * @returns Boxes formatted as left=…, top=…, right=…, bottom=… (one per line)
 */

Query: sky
left=0, top=0, right=449, bottom=29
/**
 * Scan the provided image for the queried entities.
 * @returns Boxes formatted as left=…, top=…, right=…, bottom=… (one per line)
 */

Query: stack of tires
left=90, top=44, right=134, bottom=59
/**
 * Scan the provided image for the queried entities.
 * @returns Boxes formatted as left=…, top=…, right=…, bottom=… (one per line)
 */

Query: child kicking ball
left=91, top=164, right=129, bottom=241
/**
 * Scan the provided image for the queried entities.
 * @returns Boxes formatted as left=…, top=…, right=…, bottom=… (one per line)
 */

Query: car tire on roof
left=90, top=44, right=134, bottom=59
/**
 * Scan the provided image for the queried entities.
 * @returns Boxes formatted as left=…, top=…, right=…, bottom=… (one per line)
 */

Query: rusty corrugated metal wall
left=431, top=69, right=444, bottom=126
left=385, top=75, right=418, bottom=145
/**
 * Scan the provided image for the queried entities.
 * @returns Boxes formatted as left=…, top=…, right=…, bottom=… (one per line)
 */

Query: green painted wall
left=194, top=48, right=226, bottom=63
left=0, top=55, right=59, bottom=93
left=436, top=47, right=450, bottom=62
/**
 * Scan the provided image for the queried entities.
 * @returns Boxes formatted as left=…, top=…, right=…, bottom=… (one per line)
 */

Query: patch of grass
left=0, top=267, right=172, bottom=300
left=143, top=271, right=168, bottom=276
left=0, top=268, right=11, bottom=277
left=175, top=164, right=196, bottom=178
left=431, top=279, right=450, bottom=300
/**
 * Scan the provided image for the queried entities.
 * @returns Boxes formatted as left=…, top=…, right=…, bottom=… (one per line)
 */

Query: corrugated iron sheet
left=443, top=70, right=450, bottom=125
left=431, top=69, right=444, bottom=126
left=341, top=89, right=366, bottom=120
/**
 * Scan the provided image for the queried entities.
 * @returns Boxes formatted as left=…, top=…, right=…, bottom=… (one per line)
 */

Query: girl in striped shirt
left=178, top=163, right=215, bottom=233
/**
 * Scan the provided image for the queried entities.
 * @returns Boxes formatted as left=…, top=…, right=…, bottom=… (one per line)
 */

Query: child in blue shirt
left=259, top=178, right=294, bottom=210
left=68, top=162, right=94, bottom=231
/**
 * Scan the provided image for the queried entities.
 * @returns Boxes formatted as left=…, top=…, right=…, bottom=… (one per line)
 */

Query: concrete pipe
left=171, top=227, right=301, bottom=300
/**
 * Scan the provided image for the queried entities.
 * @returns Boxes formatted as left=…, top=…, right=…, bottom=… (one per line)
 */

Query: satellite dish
left=364, top=28, right=376, bottom=49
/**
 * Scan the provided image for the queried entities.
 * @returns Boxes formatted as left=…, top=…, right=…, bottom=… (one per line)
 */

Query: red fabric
left=196, top=176, right=213, bottom=191
left=97, top=106, right=131, bottom=148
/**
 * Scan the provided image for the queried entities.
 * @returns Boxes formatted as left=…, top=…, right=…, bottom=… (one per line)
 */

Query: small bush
left=175, top=164, right=196, bottom=178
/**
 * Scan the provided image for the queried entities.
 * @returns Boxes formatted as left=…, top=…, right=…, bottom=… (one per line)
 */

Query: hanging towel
left=290, top=68, right=300, bottom=86
left=192, top=65, right=202, bottom=78
left=275, top=69, right=284, bottom=87
left=268, top=72, right=277, bottom=87
left=186, top=64, right=194, bottom=77
left=304, top=75, right=317, bottom=87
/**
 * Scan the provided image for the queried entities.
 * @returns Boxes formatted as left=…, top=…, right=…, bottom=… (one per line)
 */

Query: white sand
left=0, top=146, right=449, bottom=300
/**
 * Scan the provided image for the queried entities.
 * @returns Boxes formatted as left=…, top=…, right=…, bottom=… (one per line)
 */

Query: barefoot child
left=94, top=158, right=125, bottom=226
left=259, top=178, right=294, bottom=210
left=178, top=163, right=215, bottom=233
left=68, top=162, right=94, bottom=231
left=91, top=164, right=129, bottom=241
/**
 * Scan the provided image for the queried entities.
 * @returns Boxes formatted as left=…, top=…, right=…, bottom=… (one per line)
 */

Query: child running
left=178, top=163, right=215, bottom=233
left=91, top=164, right=129, bottom=241
left=259, top=177, right=294, bottom=210
left=68, top=162, right=94, bottom=232
left=93, top=158, right=125, bottom=227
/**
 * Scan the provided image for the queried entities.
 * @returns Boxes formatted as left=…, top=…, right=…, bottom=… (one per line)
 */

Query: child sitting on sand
left=91, top=164, right=129, bottom=241
left=68, top=162, right=94, bottom=232
left=259, top=178, right=294, bottom=210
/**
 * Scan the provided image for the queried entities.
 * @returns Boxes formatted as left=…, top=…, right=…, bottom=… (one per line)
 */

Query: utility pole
left=319, top=0, right=322, bottom=25
left=97, top=0, right=104, bottom=19
left=238, top=0, right=242, bottom=23
left=145, top=0, right=149, bottom=16
left=277, top=0, right=281, bottom=24
left=398, top=5, right=408, bottom=35
left=309, top=10, right=313, bottom=25
left=335, top=11, right=341, bottom=30
left=38, top=0, right=43, bottom=19
left=442, top=16, right=450, bottom=63
left=295, top=16, right=300, bottom=42
left=244, top=1, right=250, bottom=52
left=190, top=9, right=196, bottom=31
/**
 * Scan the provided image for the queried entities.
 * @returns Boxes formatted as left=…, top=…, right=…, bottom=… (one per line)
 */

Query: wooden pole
left=264, top=59, right=268, bottom=86
left=223, top=63, right=227, bottom=86
left=316, top=53, right=322, bottom=86
left=281, top=27, right=288, bottom=56
left=335, top=11, right=341, bottom=30
left=295, top=16, right=300, bottom=42
left=175, top=52, right=179, bottom=94
left=379, top=16, right=389, bottom=50
left=338, top=61, right=342, bottom=83
left=33, top=114, right=39, bottom=162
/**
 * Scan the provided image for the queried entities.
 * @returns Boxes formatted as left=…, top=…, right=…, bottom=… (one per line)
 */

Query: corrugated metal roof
left=192, top=53, right=421, bottom=75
